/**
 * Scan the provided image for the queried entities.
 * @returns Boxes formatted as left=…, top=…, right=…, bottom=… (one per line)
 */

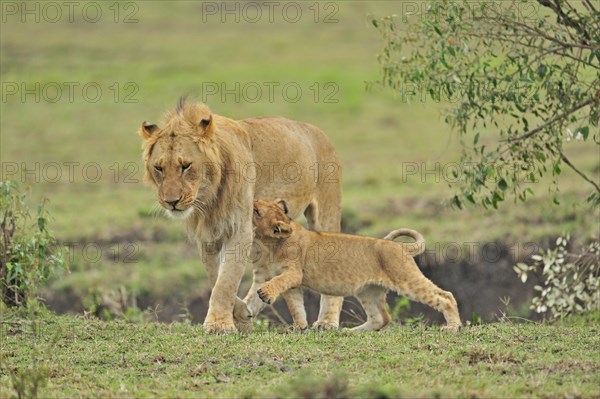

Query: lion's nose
left=165, top=196, right=182, bottom=209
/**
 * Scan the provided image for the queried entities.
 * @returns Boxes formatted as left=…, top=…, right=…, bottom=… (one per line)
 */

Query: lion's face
left=139, top=101, right=217, bottom=220
left=146, top=134, right=207, bottom=219
left=253, top=199, right=293, bottom=239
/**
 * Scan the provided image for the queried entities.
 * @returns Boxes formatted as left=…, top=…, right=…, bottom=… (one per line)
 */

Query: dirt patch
left=44, top=227, right=545, bottom=326
left=463, top=349, right=521, bottom=366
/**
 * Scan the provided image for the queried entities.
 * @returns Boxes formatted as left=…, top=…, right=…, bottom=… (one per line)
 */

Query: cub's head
left=253, top=199, right=293, bottom=240
left=138, top=97, right=221, bottom=220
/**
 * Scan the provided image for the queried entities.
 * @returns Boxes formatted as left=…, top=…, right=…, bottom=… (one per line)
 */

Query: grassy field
left=1, top=310, right=599, bottom=398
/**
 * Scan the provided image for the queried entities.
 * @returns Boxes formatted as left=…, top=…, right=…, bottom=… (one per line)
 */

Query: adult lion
left=138, top=98, right=343, bottom=333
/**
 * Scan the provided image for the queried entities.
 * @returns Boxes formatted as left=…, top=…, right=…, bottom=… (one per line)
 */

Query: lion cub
left=249, top=199, right=462, bottom=332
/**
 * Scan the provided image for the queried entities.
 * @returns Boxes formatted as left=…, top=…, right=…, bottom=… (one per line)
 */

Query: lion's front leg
left=201, top=242, right=252, bottom=332
left=243, top=240, right=274, bottom=318
left=244, top=269, right=271, bottom=319
left=202, top=234, right=252, bottom=334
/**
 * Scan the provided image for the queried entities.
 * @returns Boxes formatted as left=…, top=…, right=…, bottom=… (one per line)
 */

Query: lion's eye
left=253, top=208, right=260, bottom=217
left=154, top=165, right=163, bottom=173
left=182, top=163, right=191, bottom=171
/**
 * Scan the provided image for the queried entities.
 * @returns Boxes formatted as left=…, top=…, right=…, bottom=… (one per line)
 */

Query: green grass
left=1, top=311, right=599, bottom=398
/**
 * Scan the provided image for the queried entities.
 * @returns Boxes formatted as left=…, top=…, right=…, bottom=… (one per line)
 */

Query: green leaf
left=38, top=217, right=46, bottom=231
left=451, top=195, right=463, bottom=209
left=433, top=25, right=442, bottom=36
left=575, top=126, right=589, bottom=140
left=553, top=164, right=561, bottom=175
left=473, top=133, right=479, bottom=145
left=537, top=64, right=547, bottom=78
left=498, top=179, right=508, bottom=191
left=553, top=195, right=560, bottom=205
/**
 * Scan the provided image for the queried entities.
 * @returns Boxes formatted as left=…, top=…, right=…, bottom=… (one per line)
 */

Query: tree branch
left=491, top=11, right=597, bottom=50
left=537, top=0, right=591, bottom=43
left=583, top=0, right=597, bottom=14
left=505, top=98, right=596, bottom=142
left=560, top=150, right=600, bottom=193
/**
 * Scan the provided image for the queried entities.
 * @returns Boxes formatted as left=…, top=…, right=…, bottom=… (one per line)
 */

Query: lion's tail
left=383, top=228, right=425, bottom=256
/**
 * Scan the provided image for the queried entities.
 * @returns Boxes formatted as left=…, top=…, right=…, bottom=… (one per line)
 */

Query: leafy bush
left=514, top=234, right=599, bottom=318
left=0, top=181, right=67, bottom=307
left=371, top=0, right=599, bottom=208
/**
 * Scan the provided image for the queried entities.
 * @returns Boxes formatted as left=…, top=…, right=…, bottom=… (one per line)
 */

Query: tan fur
left=139, top=98, right=343, bottom=333
left=248, top=200, right=462, bottom=332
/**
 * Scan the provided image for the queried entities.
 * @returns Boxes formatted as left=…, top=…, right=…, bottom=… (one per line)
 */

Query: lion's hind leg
left=350, top=285, right=390, bottom=332
left=390, top=258, right=461, bottom=332
left=307, top=196, right=345, bottom=330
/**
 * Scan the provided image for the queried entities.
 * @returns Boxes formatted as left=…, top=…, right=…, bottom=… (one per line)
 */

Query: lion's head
left=253, top=199, right=294, bottom=240
left=138, top=98, right=223, bottom=220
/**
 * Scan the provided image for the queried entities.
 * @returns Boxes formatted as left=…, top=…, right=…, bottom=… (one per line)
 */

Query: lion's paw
left=257, top=288, right=275, bottom=304
left=233, top=302, right=253, bottom=333
left=204, top=315, right=237, bottom=334
left=312, top=320, right=339, bottom=330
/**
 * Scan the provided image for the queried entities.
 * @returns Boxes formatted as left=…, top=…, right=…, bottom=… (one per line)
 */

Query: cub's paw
left=441, top=323, right=461, bottom=334
left=293, top=322, right=309, bottom=333
left=312, top=320, right=339, bottom=330
left=257, top=288, right=275, bottom=304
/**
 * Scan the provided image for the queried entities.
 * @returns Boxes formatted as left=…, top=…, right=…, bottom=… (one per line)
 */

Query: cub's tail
left=383, top=228, right=425, bottom=256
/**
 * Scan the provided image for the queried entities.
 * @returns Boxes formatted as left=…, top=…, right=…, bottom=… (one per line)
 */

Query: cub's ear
left=275, top=198, right=289, bottom=214
left=272, top=221, right=292, bottom=239
left=139, top=121, right=159, bottom=139
left=197, top=115, right=214, bottom=138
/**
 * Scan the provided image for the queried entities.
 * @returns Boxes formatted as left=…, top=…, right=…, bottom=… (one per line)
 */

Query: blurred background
left=1, top=1, right=596, bottom=326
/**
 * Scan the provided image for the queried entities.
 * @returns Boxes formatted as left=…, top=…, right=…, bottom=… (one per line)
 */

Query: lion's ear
left=275, top=199, right=289, bottom=214
left=197, top=115, right=214, bottom=138
left=139, top=122, right=159, bottom=139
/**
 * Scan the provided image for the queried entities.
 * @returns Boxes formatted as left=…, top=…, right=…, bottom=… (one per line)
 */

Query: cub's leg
left=245, top=242, right=308, bottom=330
left=306, top=198, right=344, bottom=330
left=350, top=286, right=390, bottom=332
left=391, top=258, right=461, bottom=332
left=282, top=288, right=308, bottom=330
left=257, top=268, right=303, bottom=305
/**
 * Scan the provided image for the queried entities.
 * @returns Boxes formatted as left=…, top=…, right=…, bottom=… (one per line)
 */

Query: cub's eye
left=154, top=165, right=163, bottom=173
left=253, top=208, right=260, bottom=216
left=182, top=163, right=191, bottom=171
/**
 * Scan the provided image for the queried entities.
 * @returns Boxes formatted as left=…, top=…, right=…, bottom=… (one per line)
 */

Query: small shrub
left=0, top=181, right=67, bottom=307
left=514, top=234, right=599, bottom=318
left=11, top=363, right=49, bottom=399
